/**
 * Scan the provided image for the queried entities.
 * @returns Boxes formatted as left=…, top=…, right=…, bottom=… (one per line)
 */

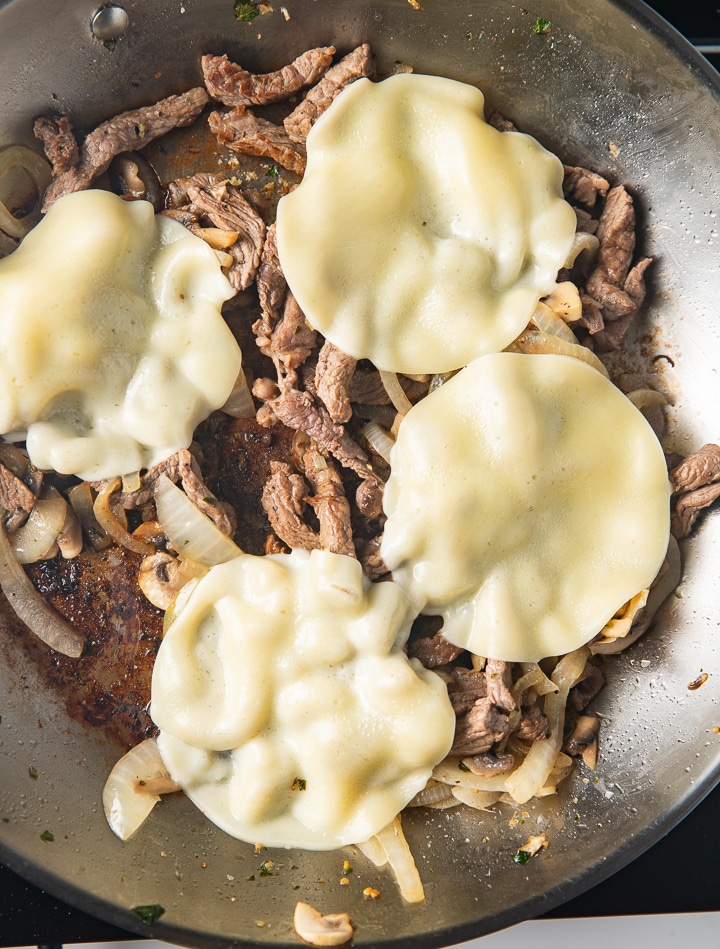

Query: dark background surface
left=2, top=1, right=720, bottom=945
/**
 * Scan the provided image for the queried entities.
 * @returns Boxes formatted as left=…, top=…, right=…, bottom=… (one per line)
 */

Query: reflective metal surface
left=1, top=0, right=720, bottom=946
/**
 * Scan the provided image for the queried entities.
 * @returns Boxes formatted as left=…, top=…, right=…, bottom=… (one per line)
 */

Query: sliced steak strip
left=39, top=87, right=209, bottom=210
left=33, top=115, right=80, bottom=177
left=0, top=461, right=38, bottom=530
left=284, top=43, right=373, bottom=144
left=261, top=460, right=320, bottom=552
left=202, top=47, right=336, bottom=107
left=585, top=185, right=639, bottom=321
left=671, top=444, right=720, bottom=494
left=449, top=660, right=516, bottom=756
left=315, top=340, right=357, bottom=424
left=120, top=448, right=236, bottom=537
left=563, top=164, right=610, bottom=211
left=165, top=172, right=265, bottom=291
left=302, top=446, right=355, bottom=558
left=208, top=106, right=307, bottom=175
left=408, top=628, right=464, bottom=669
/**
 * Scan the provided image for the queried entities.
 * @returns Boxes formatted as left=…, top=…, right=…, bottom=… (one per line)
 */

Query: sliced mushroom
left=463, top=751, right=515, bottom=776
left=108, top=151, right=163, bottom=211
left=563, top=714, right=601, bottom=770
left=293, top=901, right=354, bottom=947
left=138, top=551, right=207, bottom=610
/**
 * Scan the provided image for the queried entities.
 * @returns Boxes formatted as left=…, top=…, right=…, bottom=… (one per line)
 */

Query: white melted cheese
left=151, top=548, right=455, bottom=850
left=0, top=189, right=240, bottom=480
left=381, top=352, right=671, bottom=662
left=276, top=73, right=577, bottom=374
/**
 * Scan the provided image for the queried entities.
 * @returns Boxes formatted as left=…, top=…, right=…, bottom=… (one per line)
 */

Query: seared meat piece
left=574, top=207, right=600, bottom=235
left=451, top=699, right=512, bottom=756
left=515, top=704, right=550, bottom=742
left=577, top=290, right=605, bottom=335
left=446, top=666, right=487, bottom=715
left=208, top=106, right=307, bottom=175
left=408, top=628, right=464, bottom=669
left=262, top=461, right=320, bottom=552
left=302, top=446, right=355, bottom=558
left=563, top=164, right=610, bottom=211
left=568, top=658, right=605, bottom=713
left=448, top=660, right=516, bottom=755
left=202, top=47, right=336, bottom=107
left=284, top=44, right=373, bottom=144
left=487, top=109, right=517, bottom=132
left=671, top=444, right=720, bottom=494
left=356, top=534, right=388, bottom=580
left=315, top=340, right=357, bottom=424
left=585, top=185, right=640, bottom=321
left=256, top=381, right=384, bottom=518
left=32, top=115, right=80, bottom=177
left=672, top=481, right=720, bottom=538
left=165, top=172, right=266, bottom=291
left=255, top=225, right=287, bottom=338
left=120, top=448, right=236, bottom=537
left=39, top=87, right=209, bottom=210
left=485, top=658, right=515, bottom=710
left=0, top=460, right=38, bottom=530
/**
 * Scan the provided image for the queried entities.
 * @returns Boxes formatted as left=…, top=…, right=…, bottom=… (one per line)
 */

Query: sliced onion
left=221, top=368, right=255, bottom=418
left=0, top=145, right=51, bottom=238
left=11, top=497, right=67, bottom=564
left=428, top=370, right=458, bottom=394
left=374, top=816, right=425, bottom=904
left=378, top=370, right=413, bottom=416
left=0, top=515, right=84, bottom=657
left=102, top=737, right=180, bottom=841
left=68, top=481, right=111, bottom=551
left=506, top=329, right=609, bottom=378
left=530, top=300, right=579, bottom=343
left=625, top=388, right=668, bottom=411
left=432, top=757, right=512, bottom=793
left=155, top=473, right=241, bottom=566
left=407, top=780, right=454, bottom=807
left=93, top=477, right=155, bottom=556
left=362, top=421, right=395, bottom=465
left=564, top=230, right=600, bottom=267
left=353, top=837, right=388, bottom=868
left=450, top=786, right=502, bottom=811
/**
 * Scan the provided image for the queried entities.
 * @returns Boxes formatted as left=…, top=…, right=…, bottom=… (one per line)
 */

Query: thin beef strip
left=32, top=116, right=80, bottom=177
left=0, top=461, right=39, bottom=531
left=670, top=445, right=720, bottom=537
left=301, top=445, right=355, bottom=558
left=202, top=47, right=336, bottom=107
left=315, top=340, right=357, bottom=424
left=262, top=461, right=320, bottom=552
left=563, top=164, right=610, bottom=212
left=165, top=172, right=265, bottom=291
left=283, top=44, right=373, bottom=144
left=450, top=660, right=516, bottom=756
left=38, top=87, right=209, bottom=210
left=208, top=106, right=307, bottom=175
left=408, top=628, right=464, bottom=669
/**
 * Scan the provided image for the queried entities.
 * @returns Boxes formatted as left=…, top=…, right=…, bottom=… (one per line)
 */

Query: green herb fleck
left=203, top=496, right=219, bottom=507
left=234, top=2, right=260, bottom=21
left=291, top=777, right=307, bottom=791
left=2, top=817, right=10, bottom=824
left=103, top=39, right=117, bottom=52
left=132, top=903, right=166, bottom=925
left=513, top=849, right=530, bottom=865
left=135, top=122, right=148, bottom=139
left=267, top=164, right=279, bottom=178
left=29, top=765, right=39, bottom=780
left=40, top=830, right=54, bottom=843
left=259, top=860, right=278, bottom=876
left=458, top=760, right=471, bottom=772
left=247, top=874, right=256, bottom=881
left=533, top=17, right=551, bottom=35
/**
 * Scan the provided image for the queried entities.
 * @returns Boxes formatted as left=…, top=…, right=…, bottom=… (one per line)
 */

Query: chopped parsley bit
left=259, top=860, right=278, bottom=876
left=202, top=496, right=219, bottom=506
left=40, top=830, right=54, bottom=842
left=103, top=39, right=117, bottom=52
left=247, top=874, right=256, bottom=881
left=234, top=2, right=260, bottom=21
left=135, top=122, right=148, bottom=138
left=132, top=903, right=166, bottom=925
left=29, top=765, right=39, bottom=780
left=291, top=776, right=307, bottom=791
left=458, top=760, right=471, bottom=772
left=533, top=17, right=551, bottom=35
left=267, top=164, right=280, bottom=178
left=343, top=860, right=353, bottom=875
left=513, top=849, right=530, bottom=865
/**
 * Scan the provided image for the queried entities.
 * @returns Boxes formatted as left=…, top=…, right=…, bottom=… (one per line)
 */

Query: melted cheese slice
left=381, top=353, right=671, bottom=662
left=0, top=189, right=240, bottom=480
left=276, top=74, right=577, bottom=374
left=151, top=548, right=455, bottom=850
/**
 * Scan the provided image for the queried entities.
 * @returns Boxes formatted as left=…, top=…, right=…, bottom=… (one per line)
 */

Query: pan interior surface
left=1, top=0, right=720, bottom=946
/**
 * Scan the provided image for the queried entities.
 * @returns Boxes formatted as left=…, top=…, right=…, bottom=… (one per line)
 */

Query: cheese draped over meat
left=151, top=548, right=455, bottom=850
left=381, top=352, right=671, bottom=662
left=275, top=73, right=577, bottom=374
left=0, top=189, right=240, bottom=480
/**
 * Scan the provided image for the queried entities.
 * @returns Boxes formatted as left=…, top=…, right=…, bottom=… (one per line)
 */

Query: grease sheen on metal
left=91, top=4, right=130, bottom=42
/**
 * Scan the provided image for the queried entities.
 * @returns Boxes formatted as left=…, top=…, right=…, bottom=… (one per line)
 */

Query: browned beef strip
left=563, top=165, right=610, bottom=211
left=0, top=461, right=38, bottom=530
left=261, top=460, right=320, bottom=552
left=591, top=310, right=636, bottom=352
left=487, top=109, right=517, bottom=132
left=574, top=207, right=600, bottom=235
left=254, top=224, right=287, bottom=337
left=568, top=659, right=605, bottom=713
left=577, top=291, right=606, bottom=335
left=165, top=172, right=265, bottom=291
left=208, top=106, right=307, bottom=175
left=356, top=534, right=388, bottom=580
left=302, top=447, right=355, bottom=558
left=466, top=751, right=516, bottom=775
left=451, top=698, right=512, bottom=756
left=33, top=115, right=80, bottom=177
left=408, top=628, right=464, bottom=669
left=446, top=667, right=487, bottom=715
left=515, top=704, right=550, bottom=742
left=120, top=448, right=236, bottom=537
left=671, top=444, right=720, bottom=494
left=672, top=481, right=720, bottom=538
left=261, top=383, right=384, bottom=518
left=284, top=44, right=373, bottom=144
left=315, top=340, right=357, bottom=424
left=585, top=185, right=638, bottom=320
left=40, top=88, right=209, bottom=210
left=624, top=256, right=653, bottom=307
left=202, top=47, right=336, bottom=107
left=485, top=658, right=515, bottom=711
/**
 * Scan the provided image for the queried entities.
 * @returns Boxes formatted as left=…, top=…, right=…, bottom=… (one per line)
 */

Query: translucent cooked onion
left=378, top=370, right=413, bottom=416
left=94, top=477, right=154, bottom=556
left=530, top=301, right=579, bottom=343
left=564, top=230, right=600, bottom=267
left=450, top=786, right=502, bottom=811
left=407, top=780, right=454, bottom=807
left=506, top=329, right=609, bottom=378
left=10, top=497, right=66, bottom=564
left=154, top=473, right=241, bottom=566
left=374, top=816, right=425, bottom=904
left=625, top=388, right=668, bottom=411
left=68, top=482, right=111, bottom=552
left=432, top=757, right=514, bottom=793
left=220, top=368, right=255, bottom=418
left=102, top=737, right=180, bottom=841
left=362, top=421, right=395, bottom=465
left=0, top=145, right=52, bottom=239
left=0, top=515, right=84, bottom=657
